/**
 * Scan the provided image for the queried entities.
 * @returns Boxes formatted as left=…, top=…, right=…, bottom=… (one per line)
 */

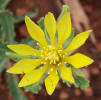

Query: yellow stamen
left=41, top=45, right=64, bottom=65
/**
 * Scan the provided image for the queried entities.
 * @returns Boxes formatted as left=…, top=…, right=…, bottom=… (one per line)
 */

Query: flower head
left=7, top=11, right=93, bottom=95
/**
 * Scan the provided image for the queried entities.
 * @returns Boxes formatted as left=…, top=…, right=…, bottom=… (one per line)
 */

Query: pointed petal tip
left=6, top=69, right=14, bottom=74
left=47, top=92, right=53, bottom=95
left=71, top=78, right=75, bottom=83
left=6, top=68, right=12, bottom=73
left=47, top=12, right=53, bottom=15
left=7, top=45, right=11, bottom=48
left=18, top=81, right=24, bottom=87
left=25, top=16, right=29, bottom=20
left=45, top=87, right=54, bottom=95
left=47, top=12, right=51, bottom=14
left=90, top=58, right=94, bottom=64
left=45, top=12, right=55, bottom=19
left=7, top=45, right=14, bottom=49
left=88, top=29, right=93, bottom=33
left=7, top=45, right=15, bottom=51
left=18, top=83, right=22, bottom=87
left=25, top=16, right=31, bottom=23
left=6, top=69, right=10, bottom=73
left=63, top=5, right=69, bottom=8
left=45, top=12, right=53, bottom=18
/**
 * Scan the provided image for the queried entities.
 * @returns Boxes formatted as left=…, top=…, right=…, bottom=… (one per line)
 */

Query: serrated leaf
left=15, top=9, right=38, bottom=23
left=24, top=83, right=42, bottom=94
left=0, top=10, right=15, bottom=43
left=74, top=76, right=90, bottom=90
left=72, top=66, right=89, bottom=90
left=7, top=74, right=28, bottom=100
left=24, top=76, right=44, bottom=94
left=24, top=70, right=46, bottom=94
left=72, top=67, right=85, bottom=77
left=0, top=0, right=11, bottom=10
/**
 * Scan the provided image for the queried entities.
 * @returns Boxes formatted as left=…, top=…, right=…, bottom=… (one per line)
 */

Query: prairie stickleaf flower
left=7, top=11, right=93, bottom=95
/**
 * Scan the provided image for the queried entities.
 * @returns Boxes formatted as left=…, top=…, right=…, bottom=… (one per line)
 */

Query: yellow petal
left=59, top=65, right=74, bottom=83
left=25, top=16, right=47, bottom=46
left=45, top=72, right=59, bottom=95
left=44, top=12, right=56, bottom=45
left=18, top=64, right=48, bottom=87
left=48, top=65, right=58, bottom=75
left=65, top=53, right=94, bottom=68
left=57, top=13, right=71, bottom=47
left=64, top=30, right=92, bottom=53
left=7, top=44, right=40, bottom=56
left=7, top=59, right=42, bottom=74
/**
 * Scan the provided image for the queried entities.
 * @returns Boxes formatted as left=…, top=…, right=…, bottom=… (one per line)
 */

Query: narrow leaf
left=0, top=0, right=11, bottom=10
left=7, top=74, right=28, bottom=100
left=0, top=10, right=15, bottom=43
left=0, top=58, right=7, bottom=73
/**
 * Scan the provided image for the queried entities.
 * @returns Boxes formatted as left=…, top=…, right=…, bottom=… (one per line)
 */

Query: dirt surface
left=0, top=0, right=101, bottom=100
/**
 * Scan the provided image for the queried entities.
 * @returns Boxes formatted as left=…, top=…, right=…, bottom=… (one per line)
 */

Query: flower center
left=41, top=45, right=63, bottom=65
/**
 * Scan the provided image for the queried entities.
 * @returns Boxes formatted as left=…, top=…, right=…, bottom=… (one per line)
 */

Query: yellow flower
left=7, top=12, right=93, bottom=95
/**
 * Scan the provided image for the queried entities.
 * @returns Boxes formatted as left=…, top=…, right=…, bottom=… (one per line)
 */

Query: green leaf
left=0, top=10, right=15, bottom=43
left=63, top=29, right=74, bottom=49
left=24, top=75, right=44, bottom=94
left=0, top=40, right=10, bottom=54
left=37, top=17, right=45, bottom=30
left=24, top=83, right=42, bottom=94
left=7, top=74, right=28, bottom=100
left=0, top=0, right=11, bottom=10
left=15, top=9, right=38, bottom=23
left=71, top=66, right=90, bottom=90
left=72, top=67, right=85, bottom=77
left=0, top=41, right=10, bottom=73
left=0, top=58, right=7, bottom=74
left=74, top=76, right=90, bottom=90
left=0, top=38, right=9, bottom=74
left=24, top=69, right=47, bottom=94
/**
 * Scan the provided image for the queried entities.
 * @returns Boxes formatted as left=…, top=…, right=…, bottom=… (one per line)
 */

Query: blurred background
left=0, top=0, right=101, bottom=100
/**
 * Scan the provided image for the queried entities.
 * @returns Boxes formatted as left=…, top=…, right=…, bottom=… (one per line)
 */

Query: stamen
left=40, top=45, right=63, bottom=65
left=37, top=42, right=39, bottom=45
left=51, top=68, right=53, bottom=71
left=44, top=62, right=46, bottom=64
left=41, top=61, right=43, bottom=64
